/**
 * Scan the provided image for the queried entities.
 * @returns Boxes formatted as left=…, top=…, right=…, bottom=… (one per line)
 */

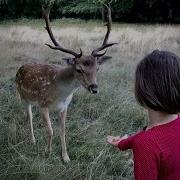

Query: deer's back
left=16, top=63, right=63, bottom=107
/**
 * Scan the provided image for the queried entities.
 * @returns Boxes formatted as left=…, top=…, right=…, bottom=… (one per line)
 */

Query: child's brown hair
left=135, top=50, right=180, bottom=114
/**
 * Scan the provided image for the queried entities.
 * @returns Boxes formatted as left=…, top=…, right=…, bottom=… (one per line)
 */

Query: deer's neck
left=56, top=66, right=80, bottom=93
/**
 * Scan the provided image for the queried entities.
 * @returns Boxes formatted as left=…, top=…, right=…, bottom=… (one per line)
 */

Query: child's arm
left=106, top=131, right=143, bottom=150
left=117, top=134, right=137, bottom=150
left=106, top=134, right=129, bottom=147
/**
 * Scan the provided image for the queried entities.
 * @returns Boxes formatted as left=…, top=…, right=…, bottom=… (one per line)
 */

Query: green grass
left=1, top=18, right=179, bottom=30
left=0, top=67, right=145, bottom=180
left=0, top=18, right=104, bottom=29
left=0, top=20, right=179, bottom=179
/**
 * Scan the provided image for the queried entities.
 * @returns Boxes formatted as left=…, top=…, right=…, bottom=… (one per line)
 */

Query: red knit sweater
left=118, top=116, right=180, bottom=180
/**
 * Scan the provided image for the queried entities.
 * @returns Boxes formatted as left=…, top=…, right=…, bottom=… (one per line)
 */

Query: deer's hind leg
left=26, top=103, right=36, bottom=144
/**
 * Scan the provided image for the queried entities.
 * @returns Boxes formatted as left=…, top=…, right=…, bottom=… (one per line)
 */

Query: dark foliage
left=0, top=0, right=180, bottom=23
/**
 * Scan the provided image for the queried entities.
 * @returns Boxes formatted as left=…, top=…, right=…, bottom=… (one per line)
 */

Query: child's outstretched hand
left=106, top=134, right=129, bottom=147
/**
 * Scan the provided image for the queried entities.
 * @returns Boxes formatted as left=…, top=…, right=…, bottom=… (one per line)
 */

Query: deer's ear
left=62, top=57, right=75, bottom=65
left=97, top=56, right=112, bottom=65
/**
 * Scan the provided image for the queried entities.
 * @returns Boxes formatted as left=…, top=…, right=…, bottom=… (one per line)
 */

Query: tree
left=0, top=0, right=180, bottom=22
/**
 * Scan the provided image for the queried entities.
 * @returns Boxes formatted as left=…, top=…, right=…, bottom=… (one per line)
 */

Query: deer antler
left=91, top=2, right=117, bottom=57
left=42, top=6, right=82, bottom=58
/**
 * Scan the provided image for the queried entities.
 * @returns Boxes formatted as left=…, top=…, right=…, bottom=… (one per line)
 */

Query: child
left=107, top=50, right=180, bottom=180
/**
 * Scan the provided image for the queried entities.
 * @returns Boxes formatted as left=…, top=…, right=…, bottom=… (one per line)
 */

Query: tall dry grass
left=0, top=20, right=180, bottom=180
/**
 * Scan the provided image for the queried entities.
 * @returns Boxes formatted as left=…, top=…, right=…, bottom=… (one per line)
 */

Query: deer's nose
left=88, top=84, right=98, bottom=94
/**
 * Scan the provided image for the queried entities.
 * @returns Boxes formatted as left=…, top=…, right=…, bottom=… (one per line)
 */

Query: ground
left=0, top=19, right=180, bottom=180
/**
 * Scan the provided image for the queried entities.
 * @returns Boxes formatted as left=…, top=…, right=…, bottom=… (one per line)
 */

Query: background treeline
left=0, top=0, right=180, bottom=23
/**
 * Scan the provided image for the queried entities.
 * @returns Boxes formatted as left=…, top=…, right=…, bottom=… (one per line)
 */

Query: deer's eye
left=76, top=69, right=82, bottom=73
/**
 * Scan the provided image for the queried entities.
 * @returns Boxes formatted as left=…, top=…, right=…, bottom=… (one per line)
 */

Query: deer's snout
left=88, top=84, right=98, bottom=94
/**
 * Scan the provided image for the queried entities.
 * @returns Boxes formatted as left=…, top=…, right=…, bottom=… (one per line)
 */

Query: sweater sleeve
left=118, top=131, right=143, bottom=150
left=118, top=135, right=135, bottom=150
left=133, top=137, right=160, bottom=180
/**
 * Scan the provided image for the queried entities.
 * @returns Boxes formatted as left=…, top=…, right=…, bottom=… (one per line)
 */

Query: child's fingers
left=106, top=135, right=120, bottom=146
left=106, top=136, right=114, bottom=144
left=106, top=136, right=112, bottom=142
left=121, top=134, right=129, bottom=140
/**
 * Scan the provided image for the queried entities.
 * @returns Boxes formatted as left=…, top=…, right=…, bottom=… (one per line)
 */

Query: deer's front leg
left=41, top=107, right=53, bottom=153
left=59, top=108, right=70, bottom=162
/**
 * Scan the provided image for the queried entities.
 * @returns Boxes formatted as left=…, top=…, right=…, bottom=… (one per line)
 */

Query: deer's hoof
left=63, top=154, right=70, bottom=163
left=45, top=146, right=52, bottom=153
left=44, top=148, right=52, bottom=158
left=32, top=137, right=36, bottom=144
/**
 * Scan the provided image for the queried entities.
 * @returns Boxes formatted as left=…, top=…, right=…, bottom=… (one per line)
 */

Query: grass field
left=0, top=19, right=180, bottom=180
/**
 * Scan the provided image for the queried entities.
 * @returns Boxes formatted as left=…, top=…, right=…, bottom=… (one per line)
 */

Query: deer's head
left=42, top=4, right=117, bottom=94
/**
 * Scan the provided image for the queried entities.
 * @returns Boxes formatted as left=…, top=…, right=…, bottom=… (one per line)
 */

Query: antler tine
left=102, top=4, right=111, bottom=45
left=42, top=6, right=82, bottom=58
left=91, top=3, right=117, bottom=57
left=94, top=49, right=107, bottom=57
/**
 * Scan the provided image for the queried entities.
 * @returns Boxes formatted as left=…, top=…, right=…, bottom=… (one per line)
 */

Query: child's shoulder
left=132, top=117, right=180, bottom=150
left=132, top=131, right=160, bottom=153
left=133, top=130, right=153, bottom=144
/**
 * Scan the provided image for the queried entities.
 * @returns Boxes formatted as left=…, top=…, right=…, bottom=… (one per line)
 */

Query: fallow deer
left=15, top=4, right=116, bottom=162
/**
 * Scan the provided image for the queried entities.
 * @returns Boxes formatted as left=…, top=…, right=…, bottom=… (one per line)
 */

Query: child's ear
left=97, top=56, right=112, bottom=65
left=62, top=57, right=75, bottom=65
